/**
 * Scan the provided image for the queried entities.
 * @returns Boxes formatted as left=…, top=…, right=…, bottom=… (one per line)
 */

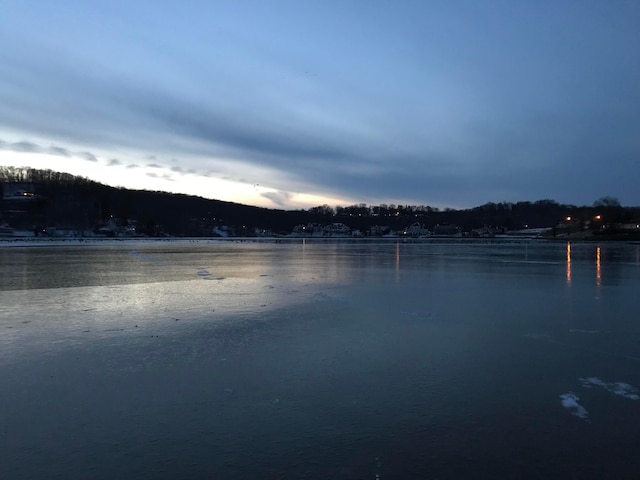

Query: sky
left=1, top=0, right=639, bottom=210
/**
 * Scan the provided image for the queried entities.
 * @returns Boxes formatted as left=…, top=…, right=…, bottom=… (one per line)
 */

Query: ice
left=129, top=250, right=166, bottom=265
left=197, top=268, right=212, bottom=279
left=523, top=332, right=551, bottom=341
left=312, top=291, right=348, bottom=303
left=560, top=393, right=589, bottom=419
left=3, top=240, right=640, bottom=478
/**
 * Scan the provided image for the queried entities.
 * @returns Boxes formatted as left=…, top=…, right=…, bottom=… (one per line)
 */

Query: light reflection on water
left=596, top=246, right=602, bottom=287
left=566, top=242, right=572, bottom=286
left=1, top=239, right=640, bottom=479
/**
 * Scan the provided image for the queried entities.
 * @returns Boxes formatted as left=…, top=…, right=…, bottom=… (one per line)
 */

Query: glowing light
left=565, top=216, right=572, bottom=222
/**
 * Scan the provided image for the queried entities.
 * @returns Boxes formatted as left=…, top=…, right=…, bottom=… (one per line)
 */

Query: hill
left=1, top=166, right=638, bottom=238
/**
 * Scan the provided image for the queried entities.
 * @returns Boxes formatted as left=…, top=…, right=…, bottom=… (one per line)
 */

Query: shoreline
left=2, top=234, right=636, bottom=249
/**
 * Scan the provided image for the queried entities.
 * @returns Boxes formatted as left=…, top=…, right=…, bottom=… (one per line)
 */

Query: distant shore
left=2, top=233, right=639, bottom=249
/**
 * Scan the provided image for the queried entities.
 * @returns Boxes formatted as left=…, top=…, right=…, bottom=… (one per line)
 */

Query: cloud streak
left=260, top=190, right=292, bottom=208
left=0, top=139, right=89, bottom=160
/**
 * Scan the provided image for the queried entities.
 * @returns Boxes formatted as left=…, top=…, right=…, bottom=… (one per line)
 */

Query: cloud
left=1, top=6, right=639, bottom=209
left=0, top=45, right=369, bottom=171
left=0, top=46, right=501, bottom=207
left=126, top=163, right=139, bottom=169
left=47, top=146, right=71, bottom=157
left=107, top=158, right=122, bottom=166
left=80, top=151, right=98, bottom=162
left=260, top=190, right=292, bottom=207
left=146, top=172, right=174, bottom=181
left=0, top=138, right=100, bottom=162
left=8, top=140, right=42, bottom=153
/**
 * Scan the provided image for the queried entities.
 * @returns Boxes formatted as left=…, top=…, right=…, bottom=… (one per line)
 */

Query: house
left=2, top=183, right=37, bottom=201
left=291, top=223, right=324, bottom=237
left=432, top=223, right=459, bottom=236
left=323, top=223, right=351, bottom=237
left=402, top=222, right=430, bottom=237
left=369, top=225, right=390, bottom=237
left=616, top=223, right=640, bottom=232
left=0, top=223, right=15, bottom=237
left=212, top=225, right=233, bottom=237
left=471, top=226, right=496, bottom=238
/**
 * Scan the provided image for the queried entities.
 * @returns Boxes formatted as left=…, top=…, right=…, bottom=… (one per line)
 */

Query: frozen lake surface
left=2, top=239, right=640, bottom=479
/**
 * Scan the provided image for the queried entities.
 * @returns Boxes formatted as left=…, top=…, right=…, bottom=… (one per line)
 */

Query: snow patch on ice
left=579, top=377, right=640, bottom=400
left=569, top=329, right=601, bottom=334
left=560, top=393, right=589, bottom=419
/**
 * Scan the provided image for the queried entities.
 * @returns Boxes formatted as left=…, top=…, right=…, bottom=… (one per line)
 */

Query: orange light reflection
left=566, top=242, right=571, bottom=285
left=596, top=247, right=601, bottom=286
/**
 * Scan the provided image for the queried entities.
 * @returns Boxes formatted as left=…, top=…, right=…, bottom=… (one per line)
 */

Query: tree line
left=1, top=167, right=637, bottom=236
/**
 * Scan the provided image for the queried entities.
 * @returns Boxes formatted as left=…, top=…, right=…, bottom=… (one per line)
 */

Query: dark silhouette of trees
left=2, top=167, right=638, bottom=237
left=593, top=196, right=621, bottom=208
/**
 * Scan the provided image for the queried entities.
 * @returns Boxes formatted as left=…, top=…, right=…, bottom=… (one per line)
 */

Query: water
left=1, top=239, right=640, bottom=479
